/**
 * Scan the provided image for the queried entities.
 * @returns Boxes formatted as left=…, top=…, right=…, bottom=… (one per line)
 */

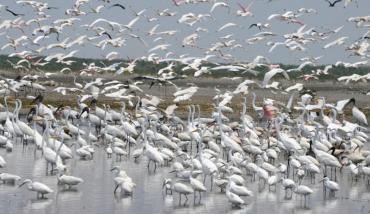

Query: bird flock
left=0, top=0, right=369, bottom=212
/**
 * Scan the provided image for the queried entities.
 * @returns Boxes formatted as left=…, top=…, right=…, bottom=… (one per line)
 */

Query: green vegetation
left=1, top=55, right=369, bottom=81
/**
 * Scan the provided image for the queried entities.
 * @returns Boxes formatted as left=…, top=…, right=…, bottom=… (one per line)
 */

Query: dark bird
left=14, top=75, right=22, bottom=82
left=307, top=140, right=316, bottom=158
left=131, top=76, right=177, bottom=89
left=31, top=94, right=44, bottom=105
left=78, top=106, right=90, bottom=119
left=102, top=31, right=112, bottom=39
left=46, top=6, right=58, bottom=10
left=325, top=0, right=342, bottom=7
left=109, top=3, right=126, bottom=10
left=53, top=105, right=65, bottom=119
left=90, top=98, right=98, bottom=105
left=26, top=107, right=37, bottom=123
left=5, top=7, right=24, bottom=16
left=249, top=23, right=261, bottom=31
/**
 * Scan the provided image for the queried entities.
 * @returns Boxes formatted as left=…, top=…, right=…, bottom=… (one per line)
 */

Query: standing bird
left=294, top=185, right=313, bottom=207
left=173, top=181, right=194, bottom=205
left=163, top=178, right=172, bottom=195
left=321, top=176, right=340, bottom=197
left=19, top=179, right=53, bottom=199
left=189, top=174, right=207, bottom=203
left=281, top=178, right=296, bottom=198
left=57, top=173, right=84, bottom=189
left=226, top=187, right=245, bottom=207
left=0, top=173, right=21, bottom=184
left=352, top=105, right=368, bottom=125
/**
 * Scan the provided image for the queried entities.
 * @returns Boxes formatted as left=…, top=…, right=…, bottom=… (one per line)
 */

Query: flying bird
left=325, top=0, right=343, bottom=7
left=262, top=68, right=290, bottom=88
left=237, top=1, right=255, bottom=17
left=5, top=7, right=24, bottom=16
left=109, top=3, right=126, bottom=10
left=210, top=2, right=230, bottom=13
left=324, top=37, right=348, bottom=49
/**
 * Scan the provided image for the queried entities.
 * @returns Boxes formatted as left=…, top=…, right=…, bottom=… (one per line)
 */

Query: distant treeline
left=0, top=55, right=369, bottom=81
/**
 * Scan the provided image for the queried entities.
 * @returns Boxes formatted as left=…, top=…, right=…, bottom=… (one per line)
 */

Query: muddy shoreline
left=1, top=70, right=369, bottom=120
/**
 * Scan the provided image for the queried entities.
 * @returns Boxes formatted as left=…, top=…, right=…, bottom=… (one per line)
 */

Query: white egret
left=19, top=179, right=53, bottom=198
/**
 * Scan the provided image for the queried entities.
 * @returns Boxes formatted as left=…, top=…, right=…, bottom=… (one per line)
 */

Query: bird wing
left=112, top=3, right=125, bottom=10
left=237, top=3, right=246, bottom=12
left=131, top=75, right=151, bottom=82
left=165, top=104, right=177, bottom=116
left=217, top=23, right=236, bottom=32
left=269, top=42, right=285, bottom=53
left=241, top=68, right=259, bottom=75
left=286, top=92, right=295, bottom=111
left=210, top=2, right=223, bottom=13
left=267, top=14, right=280, bottom=20
left=324, top=40, right=336, bottom=49
left=125, top=16, right=140, bottom=29
left=262, top=68, right=288, bottom=87
left=335, top=98, right=352, bottom=111
left=333, top=0, right=343, bottom=5
left=262, top=69, right=278, bottom=87
left=282, top=70, right=290, bottom=80
left=245, top=0, right=255, bottom=12
left=249, top=23, right=258, bottom=29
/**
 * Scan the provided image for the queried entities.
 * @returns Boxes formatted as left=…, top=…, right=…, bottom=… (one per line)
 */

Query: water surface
left=1, top=135, right=370, bottom=214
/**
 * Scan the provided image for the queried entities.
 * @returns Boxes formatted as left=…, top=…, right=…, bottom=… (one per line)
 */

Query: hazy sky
left=1, top=0, right=370, bottom=64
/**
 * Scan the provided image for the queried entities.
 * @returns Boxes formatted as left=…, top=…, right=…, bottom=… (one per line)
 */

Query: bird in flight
left=109, top=3, right=126, bottom=10
left=249, top=23, right=261, bottom=31
left=325, top=0, right=343, bottom=7
left=237, top=1, right=255, bottom=16
left=5, top=6, right=24, bottom=16
left=102, top=31, right=113, bottom=40
left=172, top=0, right=184, bottom=6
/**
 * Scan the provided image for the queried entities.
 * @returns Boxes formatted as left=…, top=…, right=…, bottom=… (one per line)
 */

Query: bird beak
left=18, top=181, right=26, bottom=188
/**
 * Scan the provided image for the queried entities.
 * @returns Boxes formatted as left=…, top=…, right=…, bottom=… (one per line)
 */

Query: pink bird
left=288, top=19, right=304, bottom=26
left=172, top=0, right=184, bottom=6
left=300, top=74, right=318, bottom=81
left=237, top=1, right=255, bottom=16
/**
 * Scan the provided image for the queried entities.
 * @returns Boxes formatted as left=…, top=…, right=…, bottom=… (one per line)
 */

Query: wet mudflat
left=1, top=136, right=370, bottom=214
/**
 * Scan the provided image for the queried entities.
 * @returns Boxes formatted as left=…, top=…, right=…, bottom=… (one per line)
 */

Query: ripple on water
left=1, top=136, right=370, bottom=214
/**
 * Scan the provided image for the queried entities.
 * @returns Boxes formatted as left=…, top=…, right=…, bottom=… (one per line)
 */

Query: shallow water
left=1, top=136, right=370, bottom=214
